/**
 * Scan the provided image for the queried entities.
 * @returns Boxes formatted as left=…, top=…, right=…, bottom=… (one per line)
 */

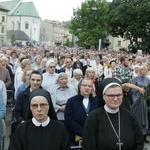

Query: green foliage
left=70, top=0, right=109, bottom=48
left=108, top=0, right=150, bottom=53
left=11, top=34, right=16, bottom=45
left=65, top=38, right=71, bottom=47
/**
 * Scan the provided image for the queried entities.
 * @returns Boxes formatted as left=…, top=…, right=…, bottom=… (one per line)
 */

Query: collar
left=57, top=84, right=69, bottom=90
left=104, top=104, right=119, bottom=114
left=32, top=117, right=50, bottom=127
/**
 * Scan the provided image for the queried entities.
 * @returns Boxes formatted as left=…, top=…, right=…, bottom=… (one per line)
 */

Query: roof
left=7, top=30, right=29, bottom=41
left=0, top=0, right=40, bottom=18
left=12, top=2, right=40, bottom=18
left=0, top=5, right=9, bottom=11
left=0, top=0, right=20, bottom=12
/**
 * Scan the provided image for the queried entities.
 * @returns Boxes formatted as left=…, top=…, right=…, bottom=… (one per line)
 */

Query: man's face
left=80, top=79, right=93, bottom=96
left=103, top=86, right=123, bottom=110
left=122, top=58, right=129, bottom=67
left=47, top=62, right=56, bottom=74
left=30, top=96, right=49, bottom=123
left=65, top=58, right=72, bottom=69
left=30, top=74, right=42, bottom=90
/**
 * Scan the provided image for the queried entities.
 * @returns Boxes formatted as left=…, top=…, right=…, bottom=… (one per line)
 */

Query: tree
left=70, top=0, right=109, bottom=49
left=108, top=0, right=150, bottom=53
left=11, top=34, right=16, bottom=45
left=65, top=38, right=71, bottom=47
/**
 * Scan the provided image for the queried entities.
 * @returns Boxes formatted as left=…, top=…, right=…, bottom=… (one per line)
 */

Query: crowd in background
left=0, top=46, right=150, bottom=149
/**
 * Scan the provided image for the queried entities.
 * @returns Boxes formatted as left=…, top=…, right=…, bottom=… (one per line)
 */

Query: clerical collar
left=104, top=105, right=119, bottom=114
left=32, top=117, right=50, bottom=127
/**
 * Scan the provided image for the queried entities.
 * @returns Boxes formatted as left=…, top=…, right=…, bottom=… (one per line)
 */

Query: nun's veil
left=27, top=89, right=57, bottom=120
left=98, top=78, right=122, bottom=107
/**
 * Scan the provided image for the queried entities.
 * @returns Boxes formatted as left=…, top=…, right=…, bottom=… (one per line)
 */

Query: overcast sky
left=0, top=0, right=111, bottom=21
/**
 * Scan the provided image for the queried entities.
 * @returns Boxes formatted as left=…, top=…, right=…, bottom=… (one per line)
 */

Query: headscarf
left=28, top=89, right=57, bottom=120
left=46, top=59, right=55, bottom=71
left=98, top=78, right=122, bottom=107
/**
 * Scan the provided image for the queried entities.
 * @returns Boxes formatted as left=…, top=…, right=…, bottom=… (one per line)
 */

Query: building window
left=25, top=23, right=29, bottom=29
left=117, top=40, right=121, bottom=46
left=18, top=22, right=20, bottom=30
left=34, top=28, right=36, bottom=33
left=1, top=27, right=4, bottom=33
left=2, top=16, right=5, bottom=22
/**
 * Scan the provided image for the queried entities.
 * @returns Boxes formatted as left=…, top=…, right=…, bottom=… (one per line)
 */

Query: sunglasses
left=49, top=66, right=56, bottom=68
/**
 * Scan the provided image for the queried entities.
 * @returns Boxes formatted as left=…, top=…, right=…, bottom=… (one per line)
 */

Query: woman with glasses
left=82, top=78, right=144, bottom=150
left=65, top=78, right=98, bottom=147
left=9, top=89, right=70, bottom=150
left=41, top=59, right=58, bottom=91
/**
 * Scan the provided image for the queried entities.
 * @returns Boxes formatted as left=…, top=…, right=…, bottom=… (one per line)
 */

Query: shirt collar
left=104, top=104, right=119, bottom=114
left=32, top=117, right=50, bottom=127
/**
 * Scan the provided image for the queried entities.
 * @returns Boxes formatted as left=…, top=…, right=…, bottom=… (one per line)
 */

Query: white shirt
left=83, top=98, right=89, bottom=109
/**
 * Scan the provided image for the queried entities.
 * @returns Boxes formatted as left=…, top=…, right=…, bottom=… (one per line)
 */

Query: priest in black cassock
left=9, top=89, right=70, bottom=150
left=82, top=78, right=144, bottom=150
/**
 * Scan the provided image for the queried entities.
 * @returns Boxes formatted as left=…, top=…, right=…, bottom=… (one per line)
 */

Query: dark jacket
left=14, top=86, right=43, bottom=124
left=64, top=94, right=98, bottom=145
left=59, top=67, right=74, bottom=78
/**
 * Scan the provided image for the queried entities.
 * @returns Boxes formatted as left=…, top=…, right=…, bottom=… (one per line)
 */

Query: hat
left=28, top=89, right=57, bottom=120
left=98, top=78, right=122, bottom=107
left=46, top=59, right=55, bottom=70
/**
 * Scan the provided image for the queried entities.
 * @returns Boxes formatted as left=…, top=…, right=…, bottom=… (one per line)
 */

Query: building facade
left=40, top=20, right=73, bottom=47
left=0, top=0, right=41, bottom=45
left=0, top=5, right=9, bottom=45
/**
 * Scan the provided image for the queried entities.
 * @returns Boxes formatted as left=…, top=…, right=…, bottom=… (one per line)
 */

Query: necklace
left=105, top=110, right=123, bottom=150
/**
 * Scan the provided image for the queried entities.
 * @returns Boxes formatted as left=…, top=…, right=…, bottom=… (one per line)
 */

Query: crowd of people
left=0, top=46, right=150, bottom=149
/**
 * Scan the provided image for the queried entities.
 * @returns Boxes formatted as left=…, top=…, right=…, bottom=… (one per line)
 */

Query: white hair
left=73, top=69, right=83, bottom=76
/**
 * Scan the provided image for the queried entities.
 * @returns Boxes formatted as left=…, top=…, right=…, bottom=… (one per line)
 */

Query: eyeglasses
left=81, top=84, right=93, bottom=88
left=49, top=66, right=56, bottom=68
left=30, top=103, right=48, bottom=109
left=104, top=93, right=123, bottom=100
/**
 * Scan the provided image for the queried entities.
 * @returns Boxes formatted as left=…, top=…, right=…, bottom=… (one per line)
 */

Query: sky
left=24, top=0, right=86, bottom=21
left=0, top=0, right=112, bottom=21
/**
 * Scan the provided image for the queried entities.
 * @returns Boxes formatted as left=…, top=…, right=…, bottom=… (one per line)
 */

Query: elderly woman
left=83, top=78, right=144, bottom=150
left=69, top=69, right=83, bottom=92
left=85, top=67, right=96, bottom=97
left=9, top=89, right=69, bottom=150
left=31, top=55, right=42, bottom=73
left=65, top=78, right=98, bottom=146
left=49, top=73, right=77, bottom=121
left=42, top=59, right=58, bottom=91
left=131, top=65, right=150, bottom=143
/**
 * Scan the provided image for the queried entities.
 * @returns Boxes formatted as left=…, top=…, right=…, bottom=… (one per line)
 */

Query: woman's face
left=87, top=71, right=94, bottom=79
left=140, top=67, right=147, bottom=76
left=58, top=75, right=68, bottom=88
left=110, top=62, right=116, bottom=68
left=25, top=70, right=33, bottom=84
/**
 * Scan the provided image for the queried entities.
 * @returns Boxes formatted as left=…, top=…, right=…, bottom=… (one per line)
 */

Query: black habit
left=9, top=119, right=70, bottom=150
left=83, top=107, right=144, bottom=150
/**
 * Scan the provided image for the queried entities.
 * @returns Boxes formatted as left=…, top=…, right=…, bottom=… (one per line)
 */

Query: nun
left=9, top=89, right=70, bottom=150
left=42, top=59, right=59, bottom=91
left=82, top=78, right=144, bottom=150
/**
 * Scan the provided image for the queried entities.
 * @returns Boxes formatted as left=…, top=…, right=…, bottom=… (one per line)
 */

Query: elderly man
left=9, top=89, right=69, bottom=150
left=82, top=78, right=144, bottom=150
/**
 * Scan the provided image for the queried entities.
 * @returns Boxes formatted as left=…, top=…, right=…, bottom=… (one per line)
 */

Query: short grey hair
left=57, top=72, right=68, bottom=83
left=73, top=69, right=83, bottom=76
